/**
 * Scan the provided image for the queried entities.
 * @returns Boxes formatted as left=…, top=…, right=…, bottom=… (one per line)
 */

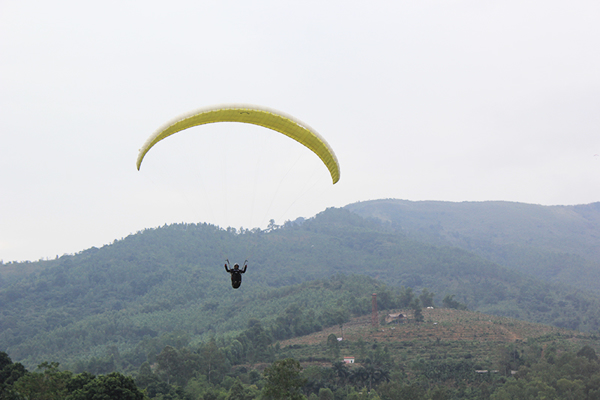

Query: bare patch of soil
left=279, top=308, right=570, bottom=347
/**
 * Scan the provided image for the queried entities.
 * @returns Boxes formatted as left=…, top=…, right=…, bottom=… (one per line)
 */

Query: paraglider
left=137, top=104, right=340, bottom=288
left=136, top=103, right=340, bottom=184
left=225, top=259, right=247, bottom=289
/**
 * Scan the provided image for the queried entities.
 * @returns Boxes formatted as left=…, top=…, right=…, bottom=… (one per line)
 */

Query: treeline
left=100, top=337, right=600, bottom=400
left=0, top=355, right=144, bottom=400
left=490, top=344, right=600, bottom=399
left=4, top=333, right=600, bottom=399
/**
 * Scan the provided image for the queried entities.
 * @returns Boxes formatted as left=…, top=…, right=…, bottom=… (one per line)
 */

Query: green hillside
left=2, top=207, right=600, bottom=373
left=345, top=200, right=600, bottom=294
left=280, top=307, right=597, bottom=375
left=3, top=306, right=600, bottom=400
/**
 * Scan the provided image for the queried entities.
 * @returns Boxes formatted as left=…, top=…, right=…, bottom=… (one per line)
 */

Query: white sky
left=1, top=1, right=599, bottom=262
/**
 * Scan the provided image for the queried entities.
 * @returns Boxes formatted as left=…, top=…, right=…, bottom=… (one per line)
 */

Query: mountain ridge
left=2, top=201, right=600, bottom=369
left=345, top=199, right=600, bottom=293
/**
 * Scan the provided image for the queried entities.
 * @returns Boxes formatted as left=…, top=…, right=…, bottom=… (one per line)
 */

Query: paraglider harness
left=225, top=259, right=247, bottom=289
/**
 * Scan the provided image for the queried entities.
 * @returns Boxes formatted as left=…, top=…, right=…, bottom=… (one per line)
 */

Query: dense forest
left=2, top=201, right=600, bottom=398
left=346, top=200, right=600, bottom=294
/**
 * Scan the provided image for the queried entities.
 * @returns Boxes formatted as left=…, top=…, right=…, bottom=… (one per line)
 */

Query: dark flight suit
left=225, top=262, right=247, bottom=289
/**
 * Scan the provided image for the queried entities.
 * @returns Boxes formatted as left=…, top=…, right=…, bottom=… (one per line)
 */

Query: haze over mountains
left=346, top=199, right=600, bottom=294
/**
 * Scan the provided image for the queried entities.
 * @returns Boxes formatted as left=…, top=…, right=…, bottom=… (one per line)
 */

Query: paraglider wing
left=136, top=104, right=340, bottom=184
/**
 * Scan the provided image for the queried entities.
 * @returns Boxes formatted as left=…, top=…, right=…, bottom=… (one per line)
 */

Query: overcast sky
left=2, top=1, right=599, bottom=262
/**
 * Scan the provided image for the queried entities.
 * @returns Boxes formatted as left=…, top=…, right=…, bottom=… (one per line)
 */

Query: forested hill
left=345, top=199, right=600, bottom=294
left=1, top=207, right=600, bottom=370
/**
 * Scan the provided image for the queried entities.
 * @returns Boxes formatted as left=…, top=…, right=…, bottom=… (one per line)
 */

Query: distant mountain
left=1, top=206, right=599, bottom=370
left=345, top=199, right=600, bottom=294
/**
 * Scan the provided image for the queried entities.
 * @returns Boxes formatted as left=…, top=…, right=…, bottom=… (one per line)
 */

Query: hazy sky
left=2, top=1, right=599, bottom=262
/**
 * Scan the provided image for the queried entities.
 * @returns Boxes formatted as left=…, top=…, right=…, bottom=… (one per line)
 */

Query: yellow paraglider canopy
left=136, top=104, right=340, bottom=184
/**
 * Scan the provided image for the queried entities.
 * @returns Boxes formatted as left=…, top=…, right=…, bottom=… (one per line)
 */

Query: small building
left=343, top=357, right=355, bottom=364
left=385, top=313, right=405, bottom=324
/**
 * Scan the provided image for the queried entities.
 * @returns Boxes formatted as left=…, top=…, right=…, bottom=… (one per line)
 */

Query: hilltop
left=280, top=308, right=571, bottom=348
left=275, top=307, right=599, bottom=385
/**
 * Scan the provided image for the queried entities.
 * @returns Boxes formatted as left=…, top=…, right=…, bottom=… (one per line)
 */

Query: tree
left=442, top=295, right=467, bottom=310
left=556, top=378, right=585, bottom=400
left=262, top=358, right=306, bottom=400
left=318, top=387, right=334, bottom=400
left=378, top=382, right=426, bottom=400
left=397, top=287, right=415, bottom=308
left=0, top=352, right=27, bottom=399
left=200, top=338, right=229, bottom=384
left=412, top=299, right=424, bottom=323
left=413, top=307, right=424, bottom=323
left=241, top=319, right=274, bottom=364
left=267, top=219, right=279, bottom=232
left=326, top=334, right=340, bottom=361
left=227, top=378, right=256, bottom=400
left=134, top=362, right=157, bottom=389
left=577, top=345, right=598, bottom=362
left=66, top=372, right=95, bottom=393
left=228, top=378, right=246, bottom=400
left=13, top=362, right=71, bottom=400
left=419, top=289, right=435, bottom=308
left=497, top=344, right=521, bottom=376
left=331, top=361, right=351, bottom=387
left=155, top=345, right=181, bottom=385
left=66, top=372, right=144, bottom=400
